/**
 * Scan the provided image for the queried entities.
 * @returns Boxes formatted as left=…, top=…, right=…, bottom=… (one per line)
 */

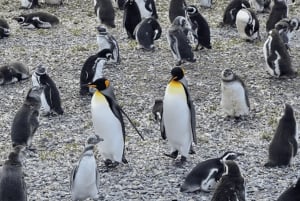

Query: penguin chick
left=20, top=0, right=39, bottom=9
left=32, top=65, right=64, bottom=116
left=263, top=29, right=296, bottom=78
left=94, top=0, right=116, bottom=28
left=185, top=5, right=212, bottom=50
left=135, top=0, right=158, bottom=19
left=275, top=17, right=300, bottom=50
left=220, top=68, right=250, bottom=119
left=80, top=49, right=113, bottom=96
left=265, top=104, right=297, bottom=167
left=222, top=0, right=250, bottom=27
left=11, top=86, right=43, bottom=148
left=70, top=135, right=103, bottom=201
left=96, top=26, right=120, bottom=64
left=167, top=16, right=196, bottom=66
left=211, top=160, right=246, bottom=201
left=0, top=62, right=30, bottom=85
left=0, top=145, right=27, bottom=201
left=277, top=178, right=300, bottom=201
left=0, top=19, right=10, bottom=39
left=162, top=67, right=197, bottom=165
left=133, top=17, right=162, bottom=51
left=266, top=0, right=288, bottom=32
left=168, top=0, right=187, bottom=23
left=180, top=151, right=243, bottom=193
left=236, top=8, right=260, bottom=41
left=123, top=0, right=142, bottom=39
left=13, top=12, right=59, bottom=29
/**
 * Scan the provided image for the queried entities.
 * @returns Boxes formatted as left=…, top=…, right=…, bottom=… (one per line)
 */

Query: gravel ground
left=1, top=0, right=300, bottom=200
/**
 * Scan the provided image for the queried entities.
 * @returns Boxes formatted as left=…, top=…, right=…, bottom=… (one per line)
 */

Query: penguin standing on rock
left=162, top=67, right=197, bottom=165
left=180, top=151, right=243, bottom=193
left=20, top=0, right=39, bottom=9
left=0, top=19, right=10, bottom=39
left=277, top=178, right=300, bottom=201
left=263, top=29, right=296, bottom=78
left=135, top=0, right=158, bottom=19
left=0, top=62, right=30, bottom=85
left=236, top=8, right=260, bottom=41
left=168, top=0, right=187, bottom=23
left=32, top=65, right=64, bottom=116
left=70, top=135, right=103, bottom=201
left=222, top=0, right=250, bottom=27
left=123, top=0, right=142, bottom=39
left=13, top=12, right=59, bottom=29
left=220, top=68, right=250, bottom=119
left=134, top=17, right=162, bottom=51
left=265, top=104, right=298, bottom=167
left=266, top=0, right=288, bottom=32
left=94, top=0, right=116, bottom=28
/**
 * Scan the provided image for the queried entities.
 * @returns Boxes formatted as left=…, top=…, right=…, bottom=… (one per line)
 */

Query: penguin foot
left=164, top=150, right=178, bottom=159
left=104, top=159, right=119, bottom=168
left=189, top=147, right=196, bottom=155
left=174, top=156, right=187, bottom=167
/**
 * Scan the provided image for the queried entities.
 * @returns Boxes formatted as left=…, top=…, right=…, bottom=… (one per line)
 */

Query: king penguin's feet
left=164, top=150, right=179, bottom=159
left=175, top=156, right=187, bottom=167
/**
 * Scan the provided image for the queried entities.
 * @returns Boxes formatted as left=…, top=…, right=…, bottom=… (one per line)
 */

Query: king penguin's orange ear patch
left=105, top=80, right=110, bottom=88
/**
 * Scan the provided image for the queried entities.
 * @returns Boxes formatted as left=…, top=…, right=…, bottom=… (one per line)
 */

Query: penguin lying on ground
left=168, top=0, right=187, bottom=23
left=266, top=0, right=288, bottom=32
left=0, top=62, right=30, bottom=85
left=222, top=0, right=250, bottom=27
left=94, top=0, right=115, bottom=28
left=277, top=178, right=300, bottom=201
left=0, top=19, right=10, bottom=39
left=123, top=0, right=142, bottom=39
left=13, top=12, right=59, bottom=29
left=236, top=8, right=260, bottom=41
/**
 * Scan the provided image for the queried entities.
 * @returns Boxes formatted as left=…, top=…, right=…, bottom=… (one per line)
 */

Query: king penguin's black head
left=171, top=67, right=185, bottom=81
left=88, top=78, right=110, bottom=91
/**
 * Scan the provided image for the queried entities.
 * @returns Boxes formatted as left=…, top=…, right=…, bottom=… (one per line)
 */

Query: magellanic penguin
left=80, top=49, right=113, bottom=96
left=236, top=8, right=260, bottom=41
left=266, top=0, right=288, bottom=32
left=265, top=104, right=298, bottom=167
left=32, top=65, right=64, bottom=116
left=0, top=145, right=27, bottom=201
left=185, top=5, right=212, bottom=50
left=152, top=99, right=166, bottom=140
left=133, top=17, right=162, bottom=51
left=0, top=62, right=30, bottom=85
left=162, top=67, right=197, bottom=165
left=11, top=86, right=43, bottom=148
left=94, top=0, right=116, bottom=28
left=135, top=0, right=158, bottom=19
left=13, top=12, right=59, bottom=29
left=96, top=26, right=120, bottom=64
left=220, top=68, right=250, bottom=119
left=222, top=0, right=250, bottom=27
left=275, top=17, right=300, bottom=50
left=211, top=160, right=246, bottom=201
left=70, top=135, right=103, bottom=201
left=123, top=0, right=142, bottom=39
left=168, top=0, right=187, bottom=23
left=167, top=16, right=196, bottom=66
left=277, top=178, right=300, bottom=201
left=180, top=151, right=243, bottom=193
left=20, top=0, right=39, bottom=9
left=0, top=19, right=10, bottom=39
left=263, top=29, right=296, bottom=78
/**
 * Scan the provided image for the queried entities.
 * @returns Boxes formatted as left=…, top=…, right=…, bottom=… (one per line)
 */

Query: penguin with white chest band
left=236, top=8, right=260, bottom=41
left=265, top=104, right=298, bottom=167
left=94, top=0, right=116, bottom=28
left=220, top=68, right=250, bottom=119
left=32, top=65, right=64, bottom=116
left=135, top=0, right=158, bottom=19
left=266, top=0, right=288, bottom=32
left=13, top=12, right=59, bottom=29
left=180, top=151, right=243, bottom=193
left=222, top=0, right=250, bottom=27
left=70, top=135, right=103, bottom=201
left=0, top=62, right=30, bottom=85
left=20, top=0, right=39, bottom=9
left=277, top=178, right=300, bottom=201
left=123, top=0, right=142, bottom=39
left=0, top=19, right=10, bottom=39
left=162, top=67, right=197, bottom=165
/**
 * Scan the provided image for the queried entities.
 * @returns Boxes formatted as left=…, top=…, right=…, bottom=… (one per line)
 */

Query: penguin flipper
left=70, top=164, right=78, bottom=191
left=290, top=139, right=298, bottom=157
left=236, top=75, right=250, bottom=109
left=160, top=115, right=166, bottom=140
left=236, top=180, right=246, bottom=201
left=44, top=84, right=64, bottom=114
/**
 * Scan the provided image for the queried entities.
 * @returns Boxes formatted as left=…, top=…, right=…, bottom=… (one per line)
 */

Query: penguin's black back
left=223, top=0, right=250, bottom=26
left=277, top=178, right=300, bottom=201
left=266, top=0, right=287, bottom=32
left=135, top=18, right=161, bottom=49
left=169, top=0, right=186, bottom=23
left=95, top=0, right=116, bottom=28
left=123, top=0, right=142, bottom=39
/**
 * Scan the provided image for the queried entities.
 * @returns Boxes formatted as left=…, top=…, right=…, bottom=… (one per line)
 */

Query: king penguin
left=123, top=0, right=142, bottom=39
left=20, top=0, right=39, bottom=9
left=162, top=67, right=197, bottom=165
left=32, top=65, right=64, bottom=116
left=265, top=104, right=298, bottom=167
left=277, top=178, right=300, bottom=201
left=135, top=0, right=158, bottom=19
left=70, top=135, right=103, bottom=201
left=236, top=8, right=260, bottom=41
left=180, top=151, right=243, bottom=193
left=0, top=145, right=27, bottom=201
left=222, top=0, right=250, bottom=27
left=211, top=160, right=246, bottom=201
left=13, top=12, right=59, bottom=29
left=220, top=68, right=250, bottom=119
left=133, top=17, right=162, bottom=51
left=0, top=62, right=30, bottom=85
left=263, top=29, right=296, bottom=78
left=266, top=0, right=288, bottom=32
left=168, top=0, right=187, bottom=23
left=0, top=19, right=10, bottom=39
left=94, top=0, right=116, bottom=28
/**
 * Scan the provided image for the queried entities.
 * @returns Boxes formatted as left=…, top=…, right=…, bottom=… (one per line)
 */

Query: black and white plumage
left=80, top=49, right=113, bottom=96
left=94, top=0, right=116, bottom=28
left=263, top=29, right=296, bottom=78
left=220, top=68, right=250, bottom=118
left=211, top=160, right=246, bottom=201
left=32, top=65, right=64, bottom=116
left=135, top=0, right=158, bottom=19
left=11, top=86, right=43, bottom=148
left=167, top=16, right=196, bottom=66
left=186, top=5, right=212, bottom=50
left=236, top=8, right=260, bottom=41
left=266, top=0, right=288, bottom=32
left=275, top=17, right=300, bottom=50
left=13, top=12, right=59, bottom=29
left=265, top=104, right=298, bottom=167
left=0, top=145, right=27, bottom=201
left=123, top=0, right=142, bottom=39
left=20, top=0, right=39, bottom=9
left=70, top=135, right=103, bottom=201
left=133, top=17, right=162, bottom=51
left=168, top=0, right=187, bottom=23
left=180, top=151, right=243, bottom=193
left=277, top=178, right=300, bottom=201
left=96, top=26, right=120, bottom=64
left=222, top=0, right=250, bottom=27
left=0, top=62, right=30, bottom=85
left=0, top=19, right=10, bottom=39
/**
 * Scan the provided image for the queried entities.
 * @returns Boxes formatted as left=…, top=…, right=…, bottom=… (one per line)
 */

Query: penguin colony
left=0, top=0, right=300, bottom=200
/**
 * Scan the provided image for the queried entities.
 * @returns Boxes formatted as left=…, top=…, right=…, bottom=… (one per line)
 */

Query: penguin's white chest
left=96, top=35, right=111, bottom=51
left=31, top=74, right=51, bottom=112
left=263, top=36, right=281, bottom=77
left=136, top=0, right=152, bottom=18
left=236, top=10, right=254, bottom=40
left=91, top=91, right=124, bottom=162
left=21, top=0, right=31, bottom=8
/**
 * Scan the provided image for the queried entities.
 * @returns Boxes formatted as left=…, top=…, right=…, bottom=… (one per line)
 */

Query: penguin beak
left=169, top=76, right=177, bottom=82
left=87, top=84, right=96, bottom=88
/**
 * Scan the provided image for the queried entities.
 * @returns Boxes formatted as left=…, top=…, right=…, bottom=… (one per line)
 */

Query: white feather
left=201, top=168, right=219, bottom=192
left=135, top=0, right=152, bottom=19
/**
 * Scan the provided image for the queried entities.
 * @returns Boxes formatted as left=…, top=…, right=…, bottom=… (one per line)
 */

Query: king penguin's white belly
left=91, top=91, right=124, bottom=162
